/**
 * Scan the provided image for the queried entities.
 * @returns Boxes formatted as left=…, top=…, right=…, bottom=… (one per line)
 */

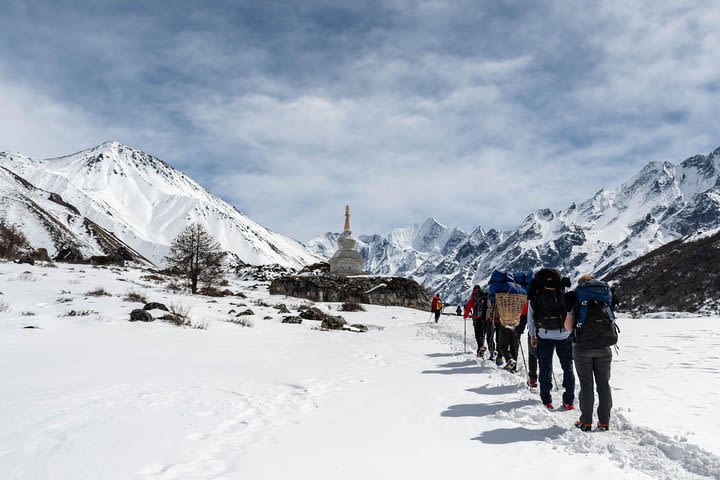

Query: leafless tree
left=164, top=223, right=226, bottom=294
left=0, top=224, right=30, bottom=259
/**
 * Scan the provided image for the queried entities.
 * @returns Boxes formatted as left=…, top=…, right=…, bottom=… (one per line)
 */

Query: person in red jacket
left=463, top=285, right=489, bottom=357
left=431, top=294, right=442, bottom=323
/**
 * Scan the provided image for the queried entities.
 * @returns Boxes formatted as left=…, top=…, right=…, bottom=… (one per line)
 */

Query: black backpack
left=573, top=280, right=619, bottom=348
left=530, top=268, right=567, bottom=331
left=473, top=290, right=488, bottom=321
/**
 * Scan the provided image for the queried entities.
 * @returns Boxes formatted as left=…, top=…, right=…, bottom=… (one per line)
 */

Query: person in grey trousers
left=564, top=274, right=612, bottom=431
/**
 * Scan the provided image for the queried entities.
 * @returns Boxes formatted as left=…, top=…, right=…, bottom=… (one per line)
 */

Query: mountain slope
left=0, top=164, right=149, bottom=262
left=0, top=142, right=321, bottom=268
left=604, top=227, right=720, bottom=314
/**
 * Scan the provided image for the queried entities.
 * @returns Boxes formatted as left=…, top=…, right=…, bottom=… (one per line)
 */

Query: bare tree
left=0, top=224, right=30, bottom=259
left=164, top=223, right=226, bottom=294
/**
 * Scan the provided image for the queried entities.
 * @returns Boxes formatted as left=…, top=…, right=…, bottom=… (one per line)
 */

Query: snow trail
left=419, top=319, right=720, bottom=480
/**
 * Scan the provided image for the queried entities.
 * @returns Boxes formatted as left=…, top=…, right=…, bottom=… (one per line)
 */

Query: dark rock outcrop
left=236, top=309, right=255, bottom=316
left=143, top=302, right=169, bottom=312
left=31, top=248, right=51, bottom=262
left=90, top=255, right=124, bottom=266
left=55, top=247, right=84, bottom=262
left=17, top=255, right=34, bottom=265
left=282, top=316, right=303, bottom=324
left=269, top=275, right=429, bottom=310
left=130, top=309, right=153, bottom=322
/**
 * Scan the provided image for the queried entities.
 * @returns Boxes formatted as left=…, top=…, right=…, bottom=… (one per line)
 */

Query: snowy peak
left=0, top=142, right=321, bottom=269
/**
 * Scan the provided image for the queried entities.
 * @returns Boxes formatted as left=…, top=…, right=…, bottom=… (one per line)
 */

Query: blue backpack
left=573, top=280, right=619, bottom=348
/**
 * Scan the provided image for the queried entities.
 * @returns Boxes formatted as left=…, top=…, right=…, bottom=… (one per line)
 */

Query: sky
left=1, top=0, right=719, bottom=242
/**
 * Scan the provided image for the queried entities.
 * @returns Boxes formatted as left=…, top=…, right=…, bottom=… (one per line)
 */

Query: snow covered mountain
left=308, top=218, right=480, bottom=277
left=310, top=147, right=720, bottom=303
left=0, top=142, right=321, bottom=268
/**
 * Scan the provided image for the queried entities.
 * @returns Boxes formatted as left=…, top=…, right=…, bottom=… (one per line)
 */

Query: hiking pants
left=537, top=336, right=575, bottom=406
left=573, top=345, right=612, bottom=425
left=472, top=318, right=485, bottom=351
left=434, top=311, right=441, bottom=322
left=527, top=335, right=538, bottom=380
left=497, top=327, right=519, bottom=363
left=485, top=319, right=495, bottom=353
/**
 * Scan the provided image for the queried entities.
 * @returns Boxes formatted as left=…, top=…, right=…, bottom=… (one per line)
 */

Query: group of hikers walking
left=435, top=267, right=620, bottom=432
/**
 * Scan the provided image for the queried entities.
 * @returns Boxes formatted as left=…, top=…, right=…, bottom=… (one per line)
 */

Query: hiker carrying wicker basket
left=487, top=270, right=529, bottom=373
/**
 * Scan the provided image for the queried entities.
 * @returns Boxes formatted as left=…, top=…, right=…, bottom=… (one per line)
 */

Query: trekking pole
left=427, top=311, right=433, bottom=324
left=519, top=338, right=528, bottom=374
left=464, top=320, right=468, bottom=354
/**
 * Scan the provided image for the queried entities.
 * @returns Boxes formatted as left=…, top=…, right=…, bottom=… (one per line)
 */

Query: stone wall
left=269, top=275, right=430, bottom=310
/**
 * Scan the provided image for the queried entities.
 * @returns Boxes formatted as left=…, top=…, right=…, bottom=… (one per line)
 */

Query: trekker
left=463, top=285, right=489, bottom=357
left=494, top=304, right=520, bottom=373
left=456, top=305, right=462, bottom=316
left=489, top=304, right=505, bottom=366
left=518, top=300, right=538, bottom=387
left=565, top=274, right=618, bottom=432
left=528, top=268, right=575, bottom=410
left=431, top=294, right=442, bottom=323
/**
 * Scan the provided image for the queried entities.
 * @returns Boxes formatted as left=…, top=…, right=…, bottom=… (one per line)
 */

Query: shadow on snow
left=472, top=426, right=566, bottom=444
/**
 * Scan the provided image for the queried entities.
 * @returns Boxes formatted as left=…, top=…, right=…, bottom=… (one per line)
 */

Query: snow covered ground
left=1, top=261, right=719, bottom=480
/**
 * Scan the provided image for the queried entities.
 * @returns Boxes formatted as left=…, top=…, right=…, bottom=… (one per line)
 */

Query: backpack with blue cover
left=488, top=270, right=526, bottom=327
left=513, top=271, right=534, bottom=289
left=487, top=270, right=526, bottom=302
left=573, top=279, right=619, bottom=348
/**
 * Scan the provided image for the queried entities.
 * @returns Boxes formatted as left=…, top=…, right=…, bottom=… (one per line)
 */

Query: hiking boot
left=575, top=421, right=592, bottom=432
left=597, top=423, right=609, bottom=431
left=545, top=403, right=554, bottom=410
left=527, top=378, right=538, bottom=388
left=477, top=346, right=486, bottom=357
left=562, top=403, right=574, bottom=411
left=489, top=351, right=497, bottom=361
left=495, top=356, right=504, bottom=367
left=503, top=359, right=517, bottom=373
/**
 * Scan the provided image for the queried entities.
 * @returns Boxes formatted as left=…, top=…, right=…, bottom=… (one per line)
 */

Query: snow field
left=0, top=262, right=719, bottom=479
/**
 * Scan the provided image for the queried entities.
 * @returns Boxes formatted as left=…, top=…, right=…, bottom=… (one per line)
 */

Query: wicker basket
left=494, top=292, right=527, bottom=327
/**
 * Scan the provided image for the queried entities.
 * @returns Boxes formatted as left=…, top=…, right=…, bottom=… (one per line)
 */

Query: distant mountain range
left=309, top=147, right=720, bottom=304
left=3, top=141, right=719, bottom=309
left=0, top=142, right=321, bottom=268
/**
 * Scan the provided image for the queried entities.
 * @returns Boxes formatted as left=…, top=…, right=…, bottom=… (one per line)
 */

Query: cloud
left=0, top=0, right=719, bottom=241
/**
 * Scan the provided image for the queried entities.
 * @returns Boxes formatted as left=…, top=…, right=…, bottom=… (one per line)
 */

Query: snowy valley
left=0, top=261, right=718, bottom=479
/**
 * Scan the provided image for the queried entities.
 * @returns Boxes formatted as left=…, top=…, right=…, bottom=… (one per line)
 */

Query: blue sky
left=1, top=0, right=719, bottom=241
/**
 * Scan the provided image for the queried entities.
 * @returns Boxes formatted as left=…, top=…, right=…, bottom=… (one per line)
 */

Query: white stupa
left=328, top=205, right=365, bottom=276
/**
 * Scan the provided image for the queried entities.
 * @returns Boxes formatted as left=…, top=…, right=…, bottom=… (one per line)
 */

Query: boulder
left=299, top=307, right=328, bottom=321
left=31, top=248, right=51, bottom=262
left=282, top=316, right=303, bottom=324
left=55, top=247, right=84, bottom=263
left=130, top=309, right=153, bottom=322
left=236, top=309, right=255, bottom=316
left=144, top=302, right=169, bottom=312
left=90, top=255, right=124, bottom=266
left=321, top=316, right=347, bottom=330
left=350, top=324, right=369, bottom=332
left=274, top=303, right=291, bottom=314
left=17, top=255, right=34, bottom=265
